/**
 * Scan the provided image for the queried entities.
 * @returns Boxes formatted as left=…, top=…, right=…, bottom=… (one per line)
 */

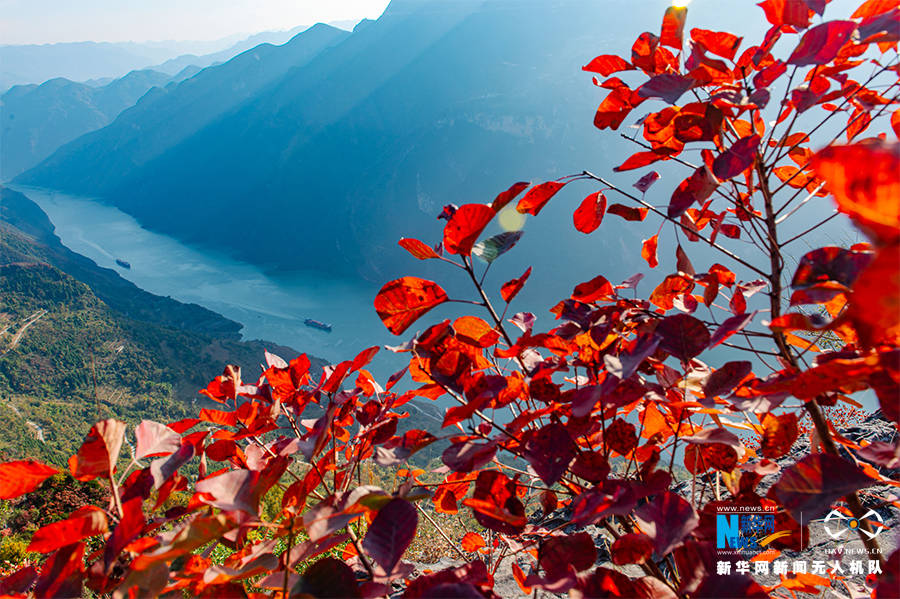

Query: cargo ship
left=115, top=259, right=131, bottom=269
left=304, top=318, right=333, bottom=333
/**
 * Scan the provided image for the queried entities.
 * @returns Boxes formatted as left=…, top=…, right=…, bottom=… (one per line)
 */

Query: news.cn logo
left=716, top=512, right=776, bottom=552
left=823, top=508, right=886, bottom=540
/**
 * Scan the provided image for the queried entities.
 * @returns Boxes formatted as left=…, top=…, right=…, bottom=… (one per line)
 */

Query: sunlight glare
left=498, top=205, right=527, bottom=232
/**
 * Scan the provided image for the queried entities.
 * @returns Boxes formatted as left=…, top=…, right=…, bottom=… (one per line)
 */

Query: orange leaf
left=0, top=460, right=59, bottom=499
left=811, top=140, right=900, bottom=245
left=461, top=532, right=486, bottom=553
left=660, top=6, right=687, bottom=49
left=641, top=234, right=659, bottom=268
left=374, top=277, right=449, bottom=335
left=516, top=181, right=568, bottom=216
left=650, top=274, right=695, bottom=310
left=845, top=243, right=900, bottom=347
left=453, top=316, right=499, bottom=348
left=398, top=238, right=439, bottom=260
left=760, top=413, right=799, bottom=458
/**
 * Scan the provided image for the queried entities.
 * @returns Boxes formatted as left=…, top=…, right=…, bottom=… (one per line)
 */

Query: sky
left=0, top=0, right=393, bottom=45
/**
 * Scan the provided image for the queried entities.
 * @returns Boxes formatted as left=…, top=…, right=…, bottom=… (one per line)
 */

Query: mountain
left=0, top=40, right=212, bottom=91
left=17, top=23, right=350, bottom=193
left=1, top=68, right=198, bottom=179
left=0, top=187, right=328, bottom=463
left=17, top=0, right=622, bottom=278
left=0, top=22, right=359, bottom=92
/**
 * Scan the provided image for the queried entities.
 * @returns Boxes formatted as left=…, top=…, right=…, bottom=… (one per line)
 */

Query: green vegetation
left=0, top=193, right=323, bottom=467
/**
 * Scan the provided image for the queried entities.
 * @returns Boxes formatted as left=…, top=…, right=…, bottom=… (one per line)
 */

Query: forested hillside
left=0, top=189, right=323, bottom=465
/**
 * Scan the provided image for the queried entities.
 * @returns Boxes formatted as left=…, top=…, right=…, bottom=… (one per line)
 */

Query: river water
left=13, top=186, right=396, bottom=368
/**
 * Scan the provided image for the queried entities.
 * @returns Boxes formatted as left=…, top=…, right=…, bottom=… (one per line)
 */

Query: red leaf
left=516, top=181, right=567, bottom=216
left=361, top=498, right=417, bottom=574
left=573, top=191, right=607, bottom=233
left=641, top=235, right=659, bottom=268
left=614, top=150, right=671, bottom=172
left=713, top=135, right=761, bottom=180
left=442, top=441, right=497, bottom=473
left=524, top=423, right=577, bottom=485
left=760, top=412, right=799, bottom=458
left=634, top=171, right=661, bottom=193
left=374, top=277, right=449, bottom=335
left=637, top=73, right=694, bottom=105
left=196, top=469, right=261, bottom=514
left=774, top=453, right=874, bottom=521
left=676, top=245, right=695, bottom=276
left=463, top=470, right=526, bottom=535
left=135, top=420, right=181, bottom=461
left=27, top=506, right=108, bottom=553
left=634, top=491, right=698, bottom=556
left=570, top=451, right=611, bottom=483
left=350, top=345, right=380, bottom=372
left=398, top=238, right=439, bottom=260
left=69, top=419, right=127, bottom=481
left=758, top=0, right=813, bottom=28
left=605, top=419, right=638, bottom=455
left=709, top=311, right=757, bottom=348
left=669, top=166, right=718, bottom=218
left=443, top=204, right=495, bottom=255
left=611, top=533, right=654, bottom=565
left=690, top=29, right=743, bottom=60
left=572, top=275, right=615, bottom=303
left=660, top=6, right=688, bottom=49
left=582, top=54, right=633, bottom=76
left=650, top=274, right=695, bottom=310
left=853, top=0, right=899, bottom=18
left=791, top=246, right=873, bottom=289
left=501, top=266, right=532, bottom=303
left=0, top=460, right=58, bottom=499
left=607, top=203, right=649, bottom=221
left=656, top=314, right=710, bottom=361
left=704, top=361, right=753, bottom=398
left=593, top=85, right=643, bottom=130
left=295, top=558, right=361, bottom=599
left=491, top=181, right=530, bottom=212
left=461, top=532, right=485, bottom=553
left=539, top=533, right=597, bottom=581
left=788, top=21, right=857, bottom=66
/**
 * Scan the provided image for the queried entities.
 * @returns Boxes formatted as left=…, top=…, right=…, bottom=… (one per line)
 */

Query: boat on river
left=304, top=318, right=333, bottom=332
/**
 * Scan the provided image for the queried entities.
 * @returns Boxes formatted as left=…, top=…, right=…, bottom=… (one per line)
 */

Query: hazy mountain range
left=0, top=21, right=359, bottom=91
left=12, top=0, right=782, bottom=284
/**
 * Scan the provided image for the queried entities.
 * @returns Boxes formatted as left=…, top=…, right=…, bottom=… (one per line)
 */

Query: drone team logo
left=823, top=509, right=886, bottom=540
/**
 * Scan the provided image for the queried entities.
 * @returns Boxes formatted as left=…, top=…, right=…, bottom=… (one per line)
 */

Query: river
left=13, top=186, right=397, bottom=369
